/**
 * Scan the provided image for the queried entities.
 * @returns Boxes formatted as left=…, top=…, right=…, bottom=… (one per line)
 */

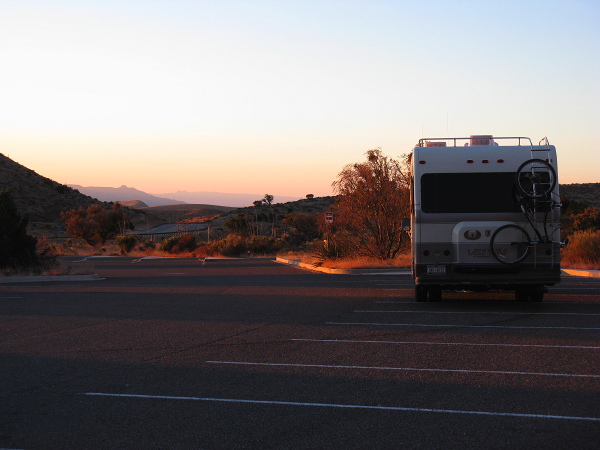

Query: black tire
left=490, top=224, right=531, bottom=264
left=428, top=286, right=442, bottom=302
left=415, top=285, right=428, bottom=302
left=515, top=288, right=529, bottom=302
left=516, top=159, right=557, bottom=199
left=529, top=286, right=544, bottom=302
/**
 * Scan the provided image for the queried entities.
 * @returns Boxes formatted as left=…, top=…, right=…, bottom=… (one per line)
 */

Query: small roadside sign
left=325, top=212, right=334, bottom=223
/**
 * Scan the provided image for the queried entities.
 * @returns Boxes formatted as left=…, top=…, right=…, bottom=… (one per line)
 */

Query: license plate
left=427, top=265, right=446, bottom=275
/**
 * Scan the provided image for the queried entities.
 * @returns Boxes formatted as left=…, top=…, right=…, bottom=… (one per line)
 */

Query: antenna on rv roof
left=446, top=113, right=449, bottom=136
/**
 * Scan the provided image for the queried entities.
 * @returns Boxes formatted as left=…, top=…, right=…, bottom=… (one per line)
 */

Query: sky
left=1, top=0, right=599, bottom=200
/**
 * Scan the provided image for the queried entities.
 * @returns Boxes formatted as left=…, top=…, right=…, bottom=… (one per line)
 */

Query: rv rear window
left=420, top=172, right=519, bottom=213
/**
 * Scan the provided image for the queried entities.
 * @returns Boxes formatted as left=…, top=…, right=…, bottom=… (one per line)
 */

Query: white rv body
left=410, top=136, right=561, bottom=302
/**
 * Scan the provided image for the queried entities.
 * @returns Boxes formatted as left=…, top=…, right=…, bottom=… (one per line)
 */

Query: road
left=1, top=257, right=599, bottom=449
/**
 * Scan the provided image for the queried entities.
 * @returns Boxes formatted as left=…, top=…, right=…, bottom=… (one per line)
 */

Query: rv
left=409, top=135, right=564, bottom=302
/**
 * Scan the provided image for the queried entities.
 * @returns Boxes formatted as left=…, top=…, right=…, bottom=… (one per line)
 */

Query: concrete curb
left=277, top=257, right=598, bottom=278
left=0, top=274, right=103, bottom=284
left=561, top=269, right=600, bottom=278
left=275, top=257, right=411, bottom=275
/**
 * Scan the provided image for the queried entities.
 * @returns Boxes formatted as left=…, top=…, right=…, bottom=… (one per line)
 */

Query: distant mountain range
left=69, top=185, right=301, bottom=207
left=68, top=185, right=186, bottom=207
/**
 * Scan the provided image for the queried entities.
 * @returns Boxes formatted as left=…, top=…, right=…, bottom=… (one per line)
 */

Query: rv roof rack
left=417, top=136, right=535, bottom=148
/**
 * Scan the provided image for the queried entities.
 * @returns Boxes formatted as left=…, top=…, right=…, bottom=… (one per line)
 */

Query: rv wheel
left=515, top=288, right=529, bottom=302
left=415, top=285, right=428, bottom=302
left=428, top=286, right=442, bottom=302
left=529, top=286, right=544, bottom=302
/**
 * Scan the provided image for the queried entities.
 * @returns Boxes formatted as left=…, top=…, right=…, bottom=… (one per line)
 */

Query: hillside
left=0, top=154, right=246, bottom=234
left=134, top=204, right=237, bottom=229
left=0, top=153, right=102, bottom=224
left=560, top=183, right=600, bottom=210
left=208, top=196, right=336, bottom=233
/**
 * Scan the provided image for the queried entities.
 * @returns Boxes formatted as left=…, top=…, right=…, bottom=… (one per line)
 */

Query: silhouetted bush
left=0, top=189, right=57, bottom=274
left=161, top=234, right=198, bottom=254
left=61, top=202, right=131, bottom=246
left=116, top=235, right=137, bottom=254
left=139, top=239, right=156, bottom=251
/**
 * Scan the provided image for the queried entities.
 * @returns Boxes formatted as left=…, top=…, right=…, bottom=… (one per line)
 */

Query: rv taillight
left=423, top=250, right=430, bottom=256
left=482, top=160, right=489, bottom=163
left=467, top=160, right=473, bottom=164
left=419, top=160, right=426, bottom=164
left=443, top=250, right=451, bottom=256
left=497, top=159, right=504, bottom=163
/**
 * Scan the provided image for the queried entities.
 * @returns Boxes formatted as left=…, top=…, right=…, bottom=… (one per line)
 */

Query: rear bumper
left=414, top=263, right=560, bottom=290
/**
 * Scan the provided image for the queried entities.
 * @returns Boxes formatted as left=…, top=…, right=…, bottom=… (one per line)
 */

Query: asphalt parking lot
left=1, top=257, right=599, bottom=449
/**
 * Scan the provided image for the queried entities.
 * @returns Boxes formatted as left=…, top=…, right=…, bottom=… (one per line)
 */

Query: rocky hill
left=0, top=153, right=102, bottom=224
left=560, top=183, right=600, bottom=210
left=0, top=154, right=263, bottom=234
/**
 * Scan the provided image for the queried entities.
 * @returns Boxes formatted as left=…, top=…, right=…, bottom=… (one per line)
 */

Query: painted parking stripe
left=326, top=322, right=600, bottom=330
left=354, top=310, right=600, bottom=316
left=290, top=338, right=600, bottom=350
left=206, top=360, right=600, bottom=379
left=81, top=392, right=600, bottom=422
left=376, top=300, right=598, bottom=304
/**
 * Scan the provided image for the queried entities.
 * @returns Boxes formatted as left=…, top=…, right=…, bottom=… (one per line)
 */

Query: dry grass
left=561, top=230, right=600, bottom=270
left=54, top=240, right=212, bottom=259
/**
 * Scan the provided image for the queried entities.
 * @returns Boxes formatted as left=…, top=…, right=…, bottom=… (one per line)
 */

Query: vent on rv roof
left=425, top=141, right=446, bottom=147
left=470, top=135, right=494, bottom=146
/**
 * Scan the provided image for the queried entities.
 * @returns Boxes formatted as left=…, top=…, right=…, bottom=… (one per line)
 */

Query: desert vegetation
left=328, top=148, right=411, bottom=261
left=0, top=189, right=58, bottom=275
left=2, top=150, right=598, bottom=271
left=560, top=197, right=600, bottom=269
left=61, top=202, right=132, bottom=246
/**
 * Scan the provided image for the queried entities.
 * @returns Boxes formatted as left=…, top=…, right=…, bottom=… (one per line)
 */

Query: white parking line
left=290, top=338, right=600, bottom=350
left=81, top=392, right=600, bottom=422
left=552, top=288, right=600, bottom=291
left=374, top=301, right=416, bottom=304
left=354, top=310, right=600, bottom=316
left=326, top=322, right=600, bottom=330
left=206, top=361, right=600, bottom=379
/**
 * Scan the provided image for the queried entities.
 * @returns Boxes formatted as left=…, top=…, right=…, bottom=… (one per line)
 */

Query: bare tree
left=332, top=148, right=411, bottom=259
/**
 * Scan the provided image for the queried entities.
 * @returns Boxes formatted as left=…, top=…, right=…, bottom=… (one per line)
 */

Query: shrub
left=219, top=234, right=248, bottom=257
left=116, top=235, right=137, bottom=254
left=562, top=230, right=600, bottom=269
left=61, top=202, right=131, bottom=246
left=0, top=190, right=58, bottom=274
left=312, top=237, right=349, bottom=266
left=139, top=239, right=156, bottom=251
left=161, top=234, right=198, bottom=254
left=332, top=149, right=411, bottom=259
